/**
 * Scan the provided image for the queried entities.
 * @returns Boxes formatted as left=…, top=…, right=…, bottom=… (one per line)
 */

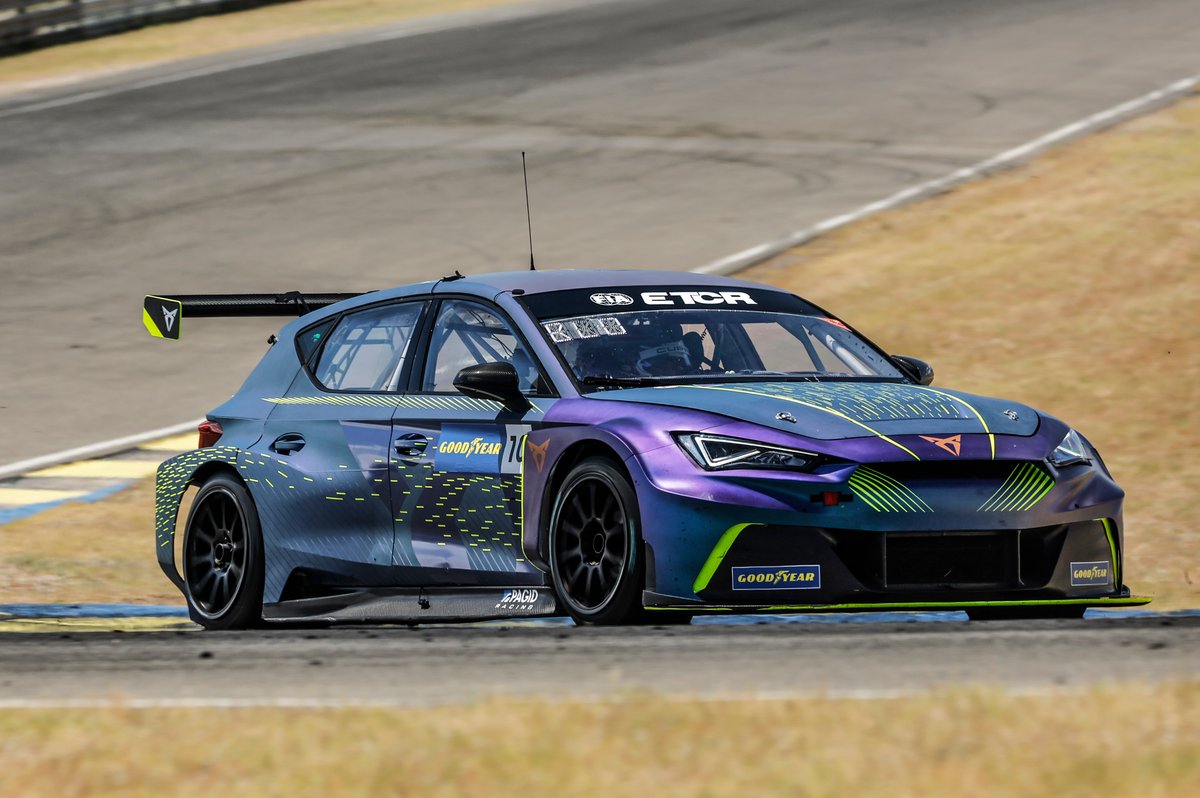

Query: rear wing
left=142, top=292, right=369, bottom=340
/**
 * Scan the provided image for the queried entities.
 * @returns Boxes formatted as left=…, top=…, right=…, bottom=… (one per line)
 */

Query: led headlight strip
left=675, top=433, right=816, bottom=471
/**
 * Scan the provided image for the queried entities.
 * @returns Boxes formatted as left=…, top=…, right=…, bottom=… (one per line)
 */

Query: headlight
left=675, top=433, right=815, bottom=471
left=1048, top=428, right=1091, bottom=467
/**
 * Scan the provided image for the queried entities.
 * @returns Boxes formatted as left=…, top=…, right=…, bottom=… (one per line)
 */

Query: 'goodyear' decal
left=1070, top=561, right=1111, bottom=587
left=732, top=565, right=821, bottom=590
left=435, top=424, right=530, bottom=474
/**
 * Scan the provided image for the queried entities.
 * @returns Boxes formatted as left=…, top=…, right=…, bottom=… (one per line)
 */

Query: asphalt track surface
left=1, top=614, right=1197, bottom=706
left=2, top=0, right=1200, bottom=701
left=3, top=0, right=1200, bottom=464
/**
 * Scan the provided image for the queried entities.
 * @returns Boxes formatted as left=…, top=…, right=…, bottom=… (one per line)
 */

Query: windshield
left=539, top=308, right=905, bottom=387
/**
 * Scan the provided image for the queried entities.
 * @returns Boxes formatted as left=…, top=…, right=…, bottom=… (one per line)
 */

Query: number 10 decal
left=501, top=424, right=532, bottom=475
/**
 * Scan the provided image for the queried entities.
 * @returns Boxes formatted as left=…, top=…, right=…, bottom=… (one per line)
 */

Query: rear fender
left=154, top=447, right=245, bottom=593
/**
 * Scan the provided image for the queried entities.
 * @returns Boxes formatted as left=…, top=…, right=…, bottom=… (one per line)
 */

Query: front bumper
left=630, top=440, right=1138, bottom=609
left=643, top=518, right=1145, bottom=610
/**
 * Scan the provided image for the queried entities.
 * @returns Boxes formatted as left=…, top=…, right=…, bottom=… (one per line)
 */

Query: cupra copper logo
left=919, top=434, right=962, bottom=456
left=526, top=439, right=550, bottom=472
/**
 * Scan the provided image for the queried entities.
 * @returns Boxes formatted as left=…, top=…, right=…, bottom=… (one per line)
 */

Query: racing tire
left=966, top=606, right=1086, bottom=621
left=549, top=457, right=645, bottom=625
left=182, top=473, right=265, bottom=630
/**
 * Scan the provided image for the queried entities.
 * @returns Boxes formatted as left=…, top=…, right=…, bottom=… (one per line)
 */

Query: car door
left=390, top=298, right=549, bottom=587
left=256, top=300, right=427, bottom=593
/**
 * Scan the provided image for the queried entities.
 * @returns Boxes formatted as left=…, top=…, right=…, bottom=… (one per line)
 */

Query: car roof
left=293, top=269, right=797, bottom=325
left=358, top=268, right=788, bottom=303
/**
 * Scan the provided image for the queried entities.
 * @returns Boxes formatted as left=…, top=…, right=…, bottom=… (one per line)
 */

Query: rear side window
left=313, top=302, right=424, bottom=391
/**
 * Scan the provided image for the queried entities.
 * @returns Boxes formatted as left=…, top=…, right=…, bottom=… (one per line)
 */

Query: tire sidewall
left=182, top=473, right=264, bottom=630
left=549, top=457, right=643, bottom=625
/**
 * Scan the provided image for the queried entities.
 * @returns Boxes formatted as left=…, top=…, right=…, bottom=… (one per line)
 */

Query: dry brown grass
left=1, top=682, right=1197, bottom=797
left=0, top=479, right=178, bottom=604
left=0, top=0, right=518, bottom=94
left=745, top=94, right=1200, bottom=609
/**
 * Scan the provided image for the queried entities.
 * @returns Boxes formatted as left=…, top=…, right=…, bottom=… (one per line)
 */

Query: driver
left=575, top=319, right=697, bottom=379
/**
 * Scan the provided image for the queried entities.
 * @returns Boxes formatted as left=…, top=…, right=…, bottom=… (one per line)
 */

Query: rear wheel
left=182, top=473, right=264, bottom=630
left=549, top=457, right=644, bottom=625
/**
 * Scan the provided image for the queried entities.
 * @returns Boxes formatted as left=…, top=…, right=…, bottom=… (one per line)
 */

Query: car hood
left=588, top=381, right=1039, bottom=439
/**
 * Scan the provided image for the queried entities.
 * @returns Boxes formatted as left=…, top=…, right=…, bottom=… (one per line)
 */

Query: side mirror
left=892, top=355, right=934, bottom=386
left=453, top=362, right=530, bottom=411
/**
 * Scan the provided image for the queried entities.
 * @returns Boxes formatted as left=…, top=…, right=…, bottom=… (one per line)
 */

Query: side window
left=313, top=302, right=424, bottom=391
left=423, top=300, right=541, bottom=394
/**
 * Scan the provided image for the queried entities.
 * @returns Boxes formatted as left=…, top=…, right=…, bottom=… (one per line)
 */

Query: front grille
left=820, top=525, right=1069, bottom=591
left=886, top=532, right=1014, bottom=587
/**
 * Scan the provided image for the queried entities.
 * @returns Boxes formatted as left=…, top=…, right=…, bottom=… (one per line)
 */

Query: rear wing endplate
left=142, top=292, right=369, bottom=340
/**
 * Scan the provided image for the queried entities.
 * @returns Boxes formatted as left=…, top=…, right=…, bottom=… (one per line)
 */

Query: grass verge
left=1, top=682, right=1197, bottom=797
left=0, top=0, right=519, bottom=94
left=0, top=479, right=178, bottom=605
left=744, top=93, right=1200, bottom=609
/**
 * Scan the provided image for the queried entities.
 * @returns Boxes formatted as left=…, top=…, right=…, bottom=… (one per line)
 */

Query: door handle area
left=394, top=434, right=429, bottom=457
left=271, top=434, right=306, bottom=455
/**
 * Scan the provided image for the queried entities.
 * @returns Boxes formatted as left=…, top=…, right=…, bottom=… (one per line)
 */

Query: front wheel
left=182, top=473, right=264, bottom=630
left=549, top=457, right=644, bottom=625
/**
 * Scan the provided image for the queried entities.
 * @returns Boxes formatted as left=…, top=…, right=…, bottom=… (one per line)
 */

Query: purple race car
left=145, top=270, right=1148, bottom=627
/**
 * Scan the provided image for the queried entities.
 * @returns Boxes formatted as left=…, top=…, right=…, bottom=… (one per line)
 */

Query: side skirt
left=641, top=590, right=1152, bottom=614
left=264, top=586, right=558, bottom=624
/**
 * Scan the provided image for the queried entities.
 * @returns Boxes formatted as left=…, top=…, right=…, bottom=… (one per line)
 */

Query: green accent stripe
left=1101, top=517, right=1121, bottom=586
left=682, top=385, right=921, bottom=460
left=692, top=523, right=759, bottom=594
left=911, top=385, right=995, bottom=459
left=263, top=395, right=545, bottom=415
left=646, top=596, right=1152, bottom=612
left=978, top=463, right=1054, bottom=512
left=849, top=466, right=932, bottom=513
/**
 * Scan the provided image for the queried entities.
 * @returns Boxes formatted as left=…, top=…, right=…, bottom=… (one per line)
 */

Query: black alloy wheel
left=183, top=474, right=264, bottom=630
left=549, top=457, right=644, bottom=625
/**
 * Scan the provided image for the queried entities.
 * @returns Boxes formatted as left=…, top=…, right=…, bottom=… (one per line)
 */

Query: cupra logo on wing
left=161, top=306, right=178, bottom=332
left=526, top=438, right=550, bottom=472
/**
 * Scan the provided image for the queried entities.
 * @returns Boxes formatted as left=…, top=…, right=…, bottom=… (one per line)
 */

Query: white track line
left=1, top=74, right=1196, bottom=479
left=0, top=683, right=1129, bottom=709
left=696, top=73, right=1200, bottom=274
left=0, top=0, right=603, bottom=120
left=0, top=419, right=203, bottom=481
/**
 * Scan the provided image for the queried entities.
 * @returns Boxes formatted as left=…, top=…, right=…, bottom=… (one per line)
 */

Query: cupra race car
left=143, top=270, right=1149, bottom=628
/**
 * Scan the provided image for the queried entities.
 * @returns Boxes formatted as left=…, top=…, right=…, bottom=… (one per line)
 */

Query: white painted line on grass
left=695, top=73, right=1200, bottom=275
left=0, top=682, right=1148, bottom=709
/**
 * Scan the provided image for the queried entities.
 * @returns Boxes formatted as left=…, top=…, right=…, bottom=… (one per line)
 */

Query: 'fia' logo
left=526, top=439, right=549, bottom=473
left=919, top=434, right=962, bottom=456
left=161, top=306, right=178, bottom=332
left=589, top=293, right=634, bottom=306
